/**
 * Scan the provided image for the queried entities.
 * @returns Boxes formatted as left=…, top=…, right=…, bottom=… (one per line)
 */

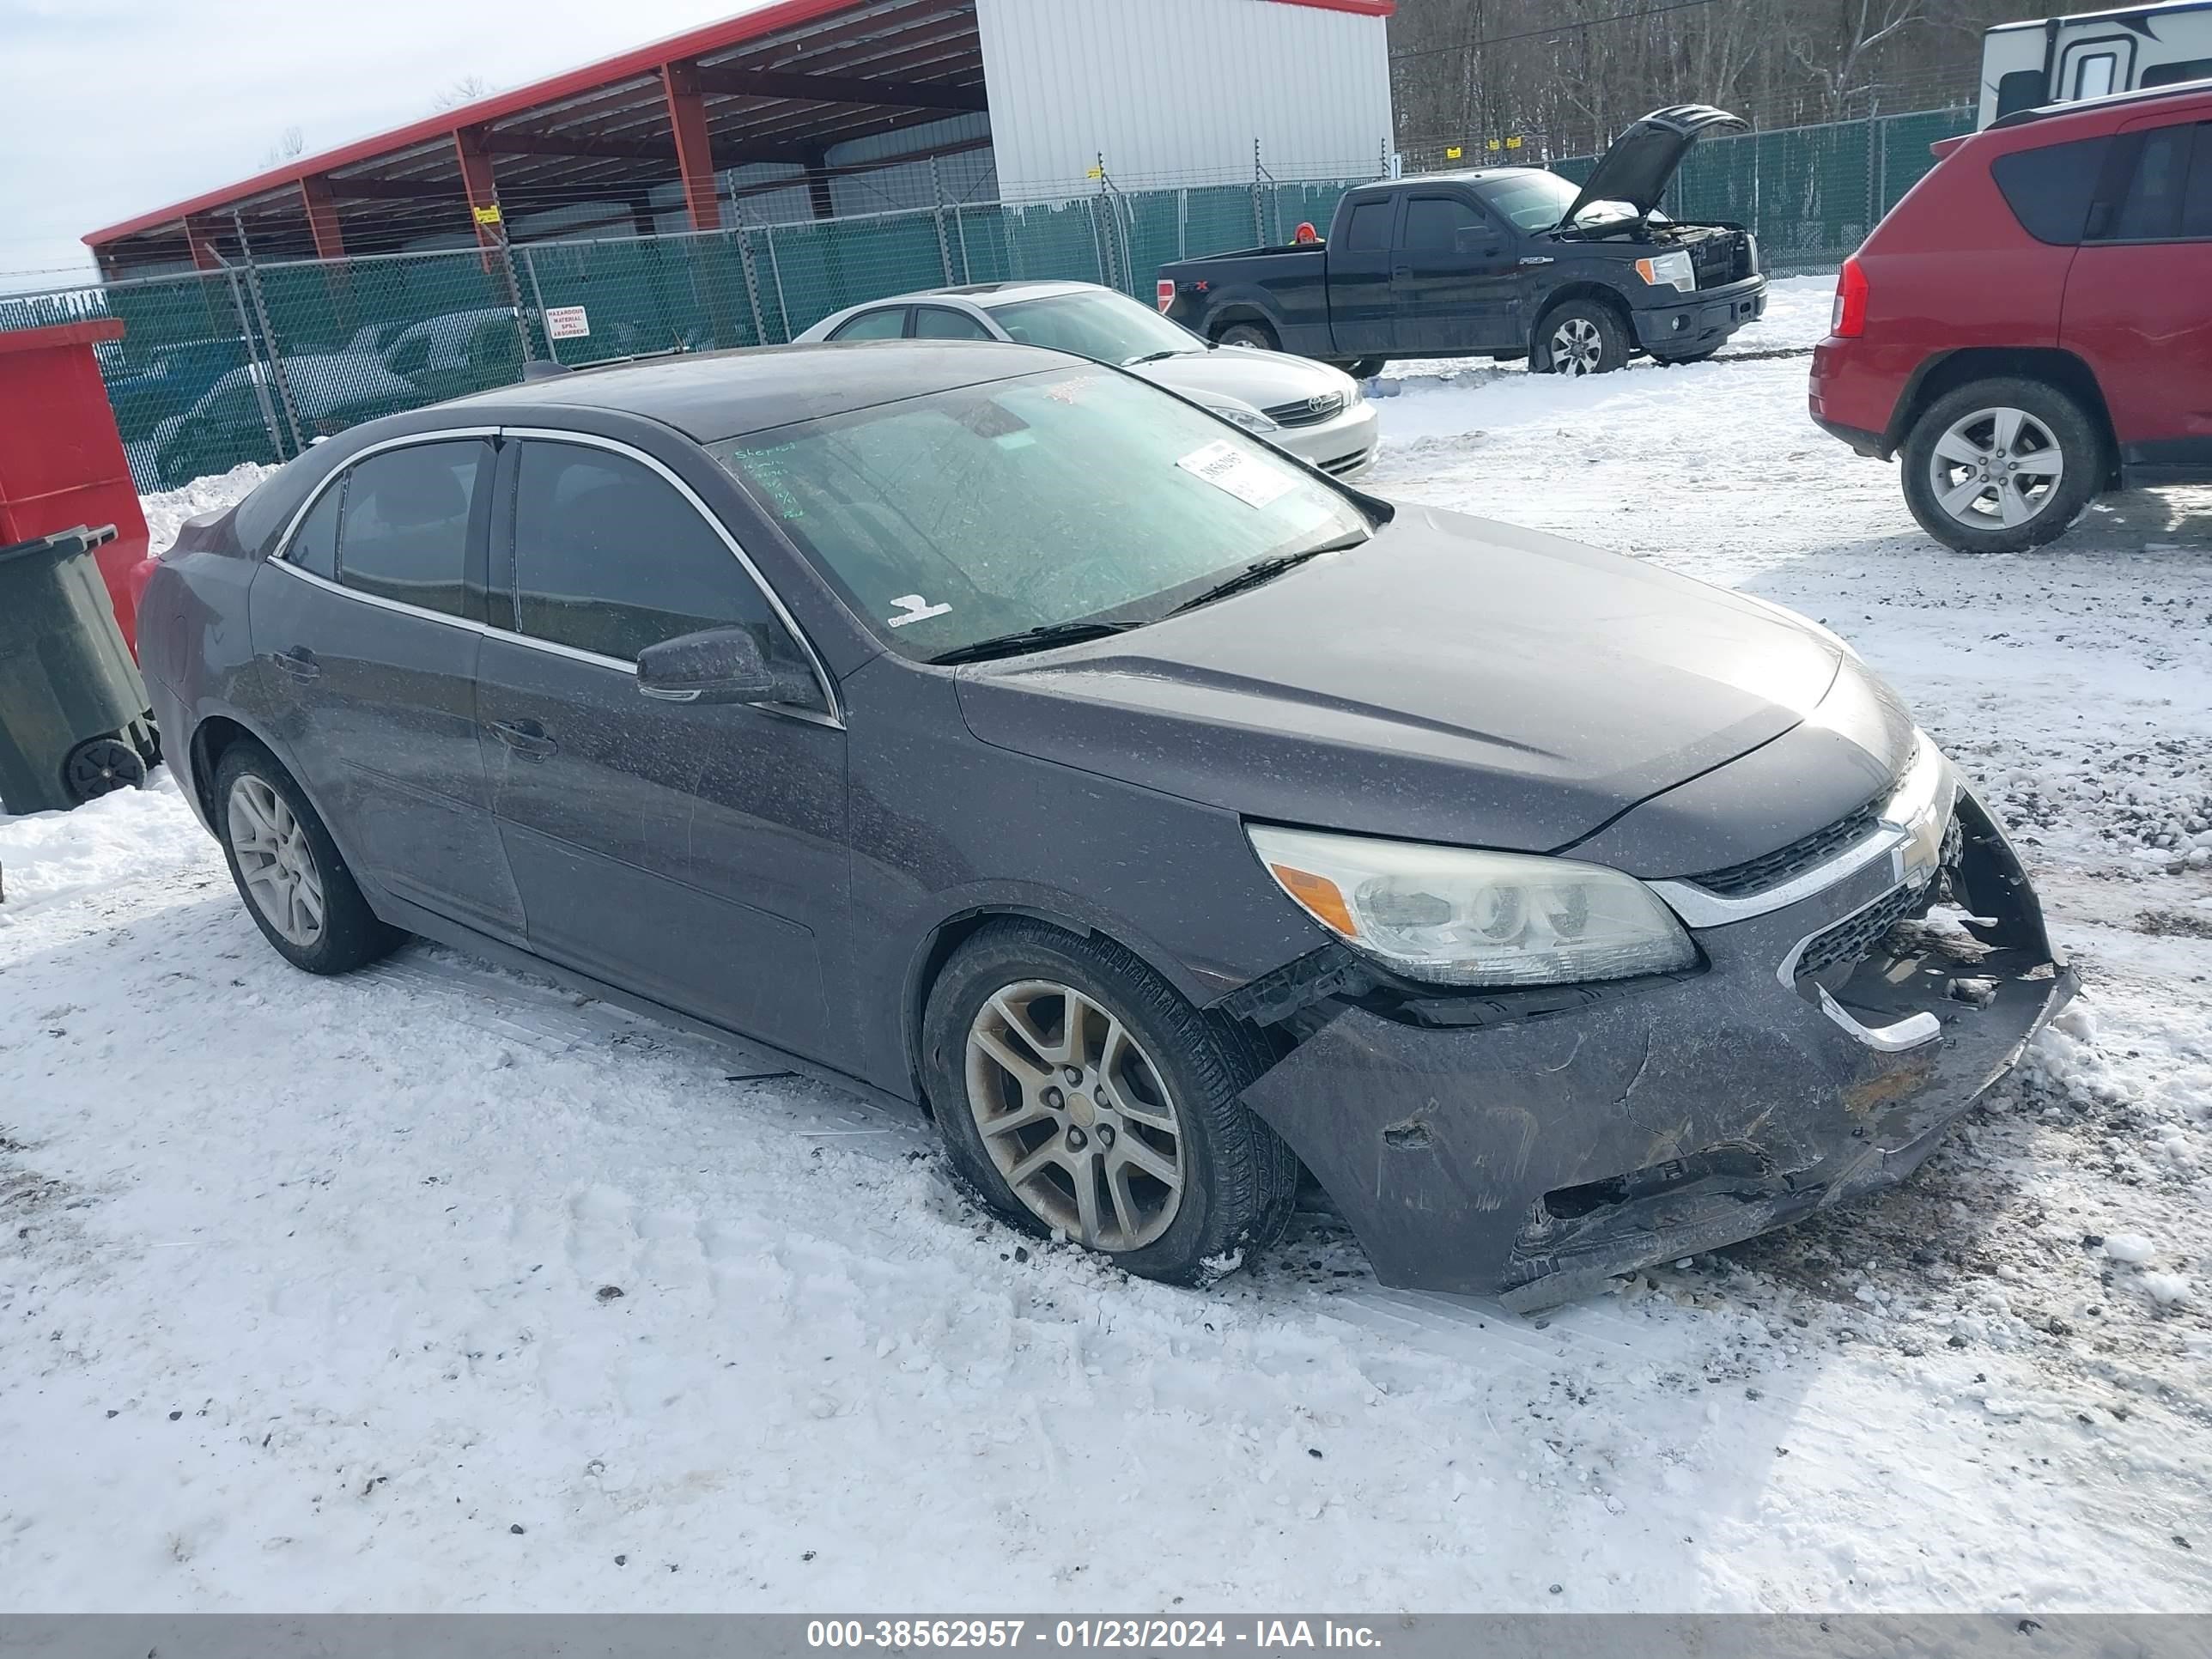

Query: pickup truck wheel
left=1342, top=357, right=1386, bottom=380
left=1534, top=301, right=1630, bottom=376
left=1216, top=320, right=1279, bottom=351
left=1899, top=378, right=2100, bottom=555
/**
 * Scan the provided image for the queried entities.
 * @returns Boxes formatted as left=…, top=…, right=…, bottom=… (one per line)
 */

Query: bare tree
left=1388, top=0, right=2032, bottom=161
left=430, top=76, right=496, bottom=112
left=259, top=125, right=306, bottom=171
left=1789, top=0, right=1928, bottom=117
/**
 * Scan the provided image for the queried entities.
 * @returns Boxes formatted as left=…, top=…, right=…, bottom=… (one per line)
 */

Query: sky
left=0, top=0, right=771, bottom=292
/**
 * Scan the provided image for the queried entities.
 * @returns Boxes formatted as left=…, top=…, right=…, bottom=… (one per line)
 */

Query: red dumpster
left=0, top=319, right=154, bottom=656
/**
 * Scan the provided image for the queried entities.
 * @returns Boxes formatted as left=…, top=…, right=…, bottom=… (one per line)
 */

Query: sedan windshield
left=986, top=290, right=1206, bottom=365
left=710, top=368, right=1370, bottom=660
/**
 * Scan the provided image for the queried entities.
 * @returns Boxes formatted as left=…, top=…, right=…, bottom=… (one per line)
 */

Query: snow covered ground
left=3, top=301, right=2209, bottom=1613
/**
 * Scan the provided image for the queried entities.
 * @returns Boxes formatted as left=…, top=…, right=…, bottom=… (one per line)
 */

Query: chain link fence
left=2, top=103, right=1971, bottom=494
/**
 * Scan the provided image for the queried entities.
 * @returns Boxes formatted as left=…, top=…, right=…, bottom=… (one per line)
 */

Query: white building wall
left=975, top=0, right=1391, bottom=203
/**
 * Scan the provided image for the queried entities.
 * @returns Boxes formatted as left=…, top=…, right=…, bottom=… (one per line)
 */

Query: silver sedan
left=798, top=281, right=1378, bottom=479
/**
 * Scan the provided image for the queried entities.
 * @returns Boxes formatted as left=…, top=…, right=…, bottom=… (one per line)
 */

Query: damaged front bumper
left=1231, top=786, right=2075, bottom=1310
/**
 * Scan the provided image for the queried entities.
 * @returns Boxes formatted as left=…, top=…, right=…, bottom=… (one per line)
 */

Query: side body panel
left=2060, top=112, right=2212, bottom=468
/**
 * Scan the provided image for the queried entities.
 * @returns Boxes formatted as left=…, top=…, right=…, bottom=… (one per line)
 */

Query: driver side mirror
left=635, top=627, right=777, bottom=705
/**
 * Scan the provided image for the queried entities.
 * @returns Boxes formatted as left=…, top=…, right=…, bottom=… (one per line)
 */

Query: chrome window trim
left=501, top=426, right=843, bottom=727
left=265, top=553, right=488, bottom=636
left=270, top=425, right=500, bottom=576
left=261, top=424, right=843, bottom=730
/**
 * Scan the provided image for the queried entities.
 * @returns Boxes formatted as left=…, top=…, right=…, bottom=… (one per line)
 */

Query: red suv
left=1810, top=81, right=2212, bottom=552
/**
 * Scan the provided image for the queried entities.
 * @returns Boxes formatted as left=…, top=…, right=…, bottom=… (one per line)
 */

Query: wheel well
left=1208, top=308, right=1278, bottom=346
left=185, top=714, right=260, bottom=825
left=1886, top=348, right=2120, bottom=484
left=1529, top=283, right=1633, bottom=352
left=900, top=907, right=1249, bottom=1110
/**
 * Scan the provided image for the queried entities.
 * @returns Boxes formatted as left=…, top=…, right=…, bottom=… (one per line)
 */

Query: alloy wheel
left=1549, top=316, right=1604, bottom=375
left=964, top=980, right=1186, bottom=1251
left=1927, top=405, right=2065, bottom=532
left=227, top=775, right=326, bottom=948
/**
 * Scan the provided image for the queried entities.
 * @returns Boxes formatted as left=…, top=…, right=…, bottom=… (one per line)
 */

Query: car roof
left=846, top=279, right=1103, bottom=310
left=1990, top=76, right=2212, bottom=130
left=438, top=338, right=1082, bottom=441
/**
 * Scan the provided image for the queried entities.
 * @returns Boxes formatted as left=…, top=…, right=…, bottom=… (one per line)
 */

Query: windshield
left=1474, top=170, right=1640, bottom=231
left=987, top=290, right=1205, bottom=365
left=710, top=367, right=1370, bottom=660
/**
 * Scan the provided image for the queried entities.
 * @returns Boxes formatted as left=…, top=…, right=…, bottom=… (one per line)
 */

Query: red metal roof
left=87, top=0, right=1391, bottom=257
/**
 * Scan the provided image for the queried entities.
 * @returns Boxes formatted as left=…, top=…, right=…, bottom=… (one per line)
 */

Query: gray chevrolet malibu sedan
left=140, top=341, right=2074, bottom=1308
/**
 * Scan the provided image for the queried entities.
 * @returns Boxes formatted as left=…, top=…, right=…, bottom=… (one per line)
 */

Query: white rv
left=1980, top=1, right=2212, bottom=125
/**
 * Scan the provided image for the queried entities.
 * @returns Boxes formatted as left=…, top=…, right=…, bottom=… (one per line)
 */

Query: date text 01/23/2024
left=805, top=1620, right=1385, bottom=1650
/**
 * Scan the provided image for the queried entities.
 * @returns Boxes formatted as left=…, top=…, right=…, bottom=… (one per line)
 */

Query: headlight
left=1246, top=825, right=1697, bottom=988
left=1634, top=249, right=1695, bottom=293
left=1204, top=401, right=1279, bottom=434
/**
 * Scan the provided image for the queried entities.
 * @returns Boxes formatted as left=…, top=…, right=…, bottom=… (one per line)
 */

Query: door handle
left=272, top=647, right=320, bottom=684
left=489, top=718, right=557, bottom=760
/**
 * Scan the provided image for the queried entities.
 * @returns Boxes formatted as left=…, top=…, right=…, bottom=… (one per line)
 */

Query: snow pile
left=140, top=462, right=277, bottom=556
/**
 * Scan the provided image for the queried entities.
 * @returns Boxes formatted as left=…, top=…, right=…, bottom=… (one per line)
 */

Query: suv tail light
left=1831, top=257, right=1869, bottom=338
left=1156, top=279, right=1176, bottom=315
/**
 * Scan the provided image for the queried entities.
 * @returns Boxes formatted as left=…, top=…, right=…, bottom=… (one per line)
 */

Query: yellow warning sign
left=472, top=204, right=503, bottom=226
left=1444, top=145, right=1462, bottom=160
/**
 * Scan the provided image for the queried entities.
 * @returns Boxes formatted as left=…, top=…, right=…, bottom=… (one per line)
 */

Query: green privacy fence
left=1549, top=104, right=1975, bottom=275
left=3, top=103, right=1972, bottom=494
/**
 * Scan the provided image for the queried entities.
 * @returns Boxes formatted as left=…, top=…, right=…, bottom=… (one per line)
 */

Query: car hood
left=1559, top=104, right=1747, bottom=227
left=1133, top=349, right=1358, bottom=414
left=954, top=505, right=1879, bottom=866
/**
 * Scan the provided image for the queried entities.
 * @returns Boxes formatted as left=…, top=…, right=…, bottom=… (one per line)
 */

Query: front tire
left=214, top=739, right=399, bottom=975
left=922, top=921, right=1297, bottom=1284
left=1215, top=320, right=1279, bottom=351
left=1899, top=377, right=2100, bottom=554
left=1534, top=299, right=1631, bottom=375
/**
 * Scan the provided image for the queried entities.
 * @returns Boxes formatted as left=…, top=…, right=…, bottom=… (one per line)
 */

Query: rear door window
left=2100, top=122, right=2202, bottom=240
left=829, top=307, right=908, bottom=342
left=1342, top=200, right=1394, bottom=252
left=336, top=440, right=489, bottom=618
left=284, top=479, right=343, bottom=580
left=1991, top=136, right=2111, bottom=243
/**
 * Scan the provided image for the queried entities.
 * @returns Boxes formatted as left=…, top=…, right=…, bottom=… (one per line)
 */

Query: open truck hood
left=1559, top=104, right=1747, bottom=228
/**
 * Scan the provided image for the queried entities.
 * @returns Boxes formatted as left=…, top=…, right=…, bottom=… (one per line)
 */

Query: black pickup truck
left=1158, top=106, right=1766, bottom=377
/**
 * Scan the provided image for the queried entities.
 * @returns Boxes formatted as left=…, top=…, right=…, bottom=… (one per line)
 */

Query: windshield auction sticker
left=1175, top=440, right=1297, bottom=508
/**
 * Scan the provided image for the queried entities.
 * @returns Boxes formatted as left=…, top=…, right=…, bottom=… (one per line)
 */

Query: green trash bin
left=0, top=524, right=159, bottom=816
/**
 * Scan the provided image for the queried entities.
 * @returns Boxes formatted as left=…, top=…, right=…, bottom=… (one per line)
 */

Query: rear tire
left=922, top=921, right=1297, bottom=1284
left=1534, top=299, right=1632, bottom=375
left=1899, top=376, right=2101, bottom=555
left=213, top=739, right=400, bottom=975
left=1342, top=356, right=1386, bottom=380
left=1215, top=320, right=1279, bottom=351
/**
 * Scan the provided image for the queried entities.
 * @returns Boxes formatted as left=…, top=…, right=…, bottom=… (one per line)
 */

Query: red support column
left=662, top=60, right=723, bottom=232
left=183, top=216, right=224, bottom=270
left=300, top=176, right=347, bottom=261
left=454, top=125, right=506, bottom=266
